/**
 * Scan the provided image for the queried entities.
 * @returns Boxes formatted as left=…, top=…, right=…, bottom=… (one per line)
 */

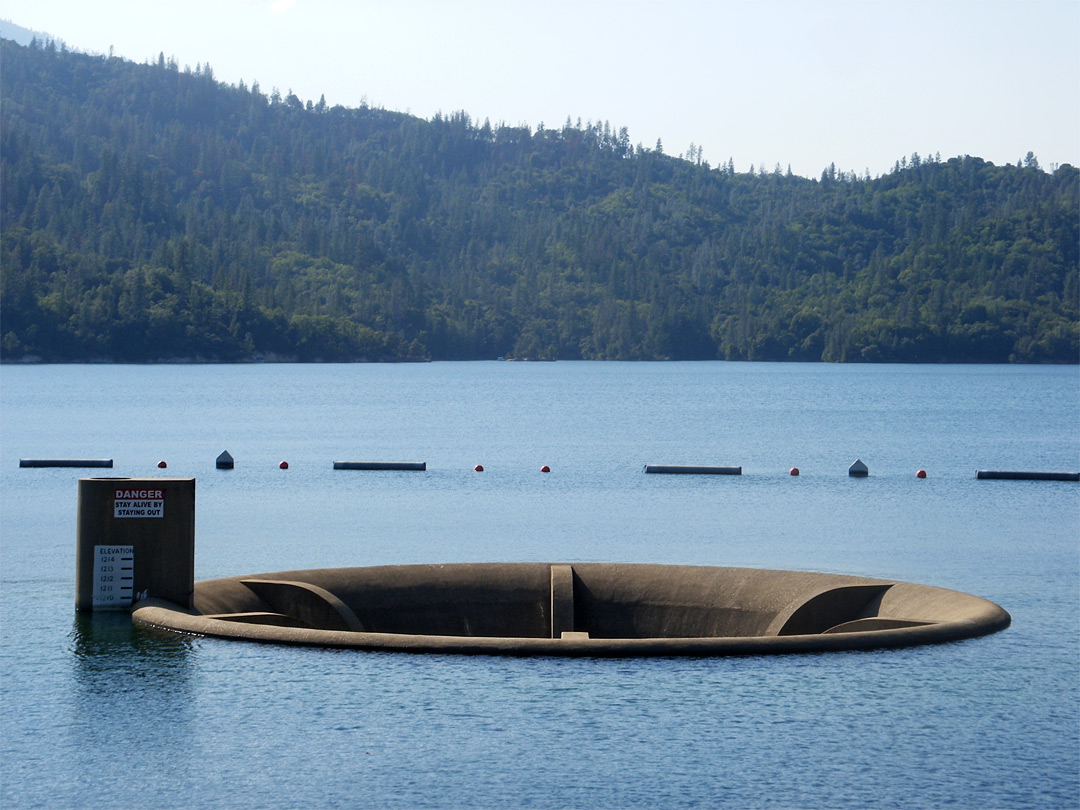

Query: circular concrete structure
left=131, top=563, right=1010, bottom=656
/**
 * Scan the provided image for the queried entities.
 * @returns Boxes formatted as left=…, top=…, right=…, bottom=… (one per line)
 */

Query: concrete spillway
left=131, top=563, right=1010, bottom=657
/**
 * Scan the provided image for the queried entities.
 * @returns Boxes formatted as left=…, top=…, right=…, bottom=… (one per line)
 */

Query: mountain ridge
left=1, top=38, right=1076, bottom=363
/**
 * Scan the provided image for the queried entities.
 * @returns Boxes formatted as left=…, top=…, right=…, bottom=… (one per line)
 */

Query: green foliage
left=1, top=39, right=1077, bottom=363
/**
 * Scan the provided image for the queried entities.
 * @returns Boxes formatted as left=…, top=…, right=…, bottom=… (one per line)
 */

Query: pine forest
left=1, top=38, right=1077, bottom=363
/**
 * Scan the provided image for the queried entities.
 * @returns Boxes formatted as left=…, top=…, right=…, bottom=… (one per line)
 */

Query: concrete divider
left=333, top=461, right=426, bottom=471
left=550, top=565, right=575, bottom=639
left=240, top=579, right=365, bottom=632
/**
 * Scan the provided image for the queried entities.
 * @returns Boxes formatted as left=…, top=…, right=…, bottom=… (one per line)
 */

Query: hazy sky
left=4, top=0, right=1078, bottom=178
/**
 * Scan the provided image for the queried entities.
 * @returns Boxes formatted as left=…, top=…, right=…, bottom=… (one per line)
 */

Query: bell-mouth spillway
left=130, top=563, right=1010, bottom=656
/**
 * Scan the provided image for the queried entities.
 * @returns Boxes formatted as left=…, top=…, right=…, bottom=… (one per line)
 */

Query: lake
left=1, top=361, right=1077, bottom=809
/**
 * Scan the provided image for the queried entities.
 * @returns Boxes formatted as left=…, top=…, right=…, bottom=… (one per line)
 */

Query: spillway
left=132, top=562, right=1010, bottom=657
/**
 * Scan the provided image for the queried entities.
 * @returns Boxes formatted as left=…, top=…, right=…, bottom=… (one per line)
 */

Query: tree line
left=1, top=38, right=1076, bottom=362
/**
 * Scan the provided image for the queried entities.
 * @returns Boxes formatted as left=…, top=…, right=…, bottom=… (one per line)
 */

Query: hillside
left=1, top=38, right=1077, bottom=362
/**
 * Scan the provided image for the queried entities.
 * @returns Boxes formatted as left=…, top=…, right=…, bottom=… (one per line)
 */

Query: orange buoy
left=157, top=460, right=167, bottom=468
left=474, top=464, right=484, bottom=472
left=279, top=461, right=289, bottom=469
left=916, top=469, right=926, bottom=478
left=789, top=467, right=799, bottom=476
left=540, top=465, right=550, bottom=473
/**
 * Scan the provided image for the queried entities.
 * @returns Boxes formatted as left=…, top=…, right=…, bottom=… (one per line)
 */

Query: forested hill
left=2, top=39, right=1077, bottom=363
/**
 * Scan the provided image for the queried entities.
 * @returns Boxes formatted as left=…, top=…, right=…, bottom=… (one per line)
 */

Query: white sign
left=92, top=545, right=134, bottom=609
left=114, top=487, right=164, bottom=518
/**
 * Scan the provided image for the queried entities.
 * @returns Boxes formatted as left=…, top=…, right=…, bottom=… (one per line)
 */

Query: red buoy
left=279, top=461, right=289, bottom=469
left=540, top=465, right=550, bottom=473
left=789, top=467, right=799, bottom=476
left=474, top=464, right=484, bottom=472
left=157, top=460, right=167, bottom=468
left=916, top=469, right=927, bottom=478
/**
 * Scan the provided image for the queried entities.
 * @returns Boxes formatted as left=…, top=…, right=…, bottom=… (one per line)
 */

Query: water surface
left=2, top=362, right=1077, bottom=808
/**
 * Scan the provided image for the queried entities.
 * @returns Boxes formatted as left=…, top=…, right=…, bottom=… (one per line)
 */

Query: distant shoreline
left=2, top=357, right=1075, bottom=366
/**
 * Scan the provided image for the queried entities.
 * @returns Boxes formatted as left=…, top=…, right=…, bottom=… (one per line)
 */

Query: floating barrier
left=643, top=465, right=742, bottom=475
left=848, top=459, right=869, bottom=477
left=20, top=459, right=113, bottom=468
left=976, top=470, right=1079, bottom=482
left=333, top=461, right=426, bottom=471
left=216, top=451, right=234, bottom=470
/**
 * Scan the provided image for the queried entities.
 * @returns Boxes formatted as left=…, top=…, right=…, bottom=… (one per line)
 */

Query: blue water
left=1, top=362, right=1077, bottom=809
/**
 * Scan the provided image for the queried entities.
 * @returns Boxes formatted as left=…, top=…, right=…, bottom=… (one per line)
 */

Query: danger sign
left=114, top=488, right=164, bottom=518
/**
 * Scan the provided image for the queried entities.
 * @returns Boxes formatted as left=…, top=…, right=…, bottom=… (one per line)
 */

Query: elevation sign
left=92, top=545, right=134, bottom=608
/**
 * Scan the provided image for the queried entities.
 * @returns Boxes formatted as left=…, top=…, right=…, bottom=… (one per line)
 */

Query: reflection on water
left=44, top=615, right=203, bottom=810
left=71, top=611, right=194, bottom=675
left=69, top=611, right=196, bottom=724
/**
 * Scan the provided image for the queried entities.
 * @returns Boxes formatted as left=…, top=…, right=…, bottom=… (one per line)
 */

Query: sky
left=3, top=0, right=1078, bottom=179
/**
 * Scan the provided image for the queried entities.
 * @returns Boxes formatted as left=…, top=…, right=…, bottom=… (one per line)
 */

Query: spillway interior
left=133, top=563, right=1010, bottom=656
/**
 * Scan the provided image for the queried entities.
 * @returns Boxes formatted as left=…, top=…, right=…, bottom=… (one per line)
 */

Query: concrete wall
left=76, top=478, right=195, bottom=611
